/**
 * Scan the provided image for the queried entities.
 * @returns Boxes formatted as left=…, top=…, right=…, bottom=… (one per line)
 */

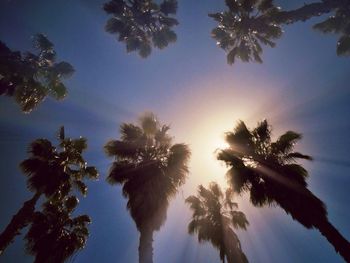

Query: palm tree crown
left=0, top=34, right=74, bottom=113
left=25, top=196, right=91, bottom=263
left=105, top=112, right=190, bottom=263
left=217, top=120, right=350, bottom=262
left=209, top=0, right=282, bottom=64
left=104, top=0, right=178, bottom=58
left=21, top=127, right=99, bottom=199
left=186, top=182, right=249, bottom=263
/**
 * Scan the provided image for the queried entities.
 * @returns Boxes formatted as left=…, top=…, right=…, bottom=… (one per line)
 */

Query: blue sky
left=0, top=0, right=350, bottom=262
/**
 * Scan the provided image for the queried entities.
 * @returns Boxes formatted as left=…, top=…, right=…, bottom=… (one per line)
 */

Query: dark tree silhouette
left=25, top=196, right=91, bottom=263
left=0, top=34, right=74, bottom=112
left=105, top=112, right=190, bottom=263
left=186, top=182, right=249, bottom=263
left=0, top=127, right=98, bottom=255
left=104, top=0, right=178, bottom=58
left=217, top=120, right=350, bottom=262
left=210, top=0, right=350, bottom=64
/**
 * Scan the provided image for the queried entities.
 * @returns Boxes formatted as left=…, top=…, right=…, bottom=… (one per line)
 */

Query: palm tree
left=25, top=196, right=91, bottom=263
left=104, top=112, right=190, bottom=263
left=186, top=182, right=249, bottom=263
left=217, top=120, right=350, bottom=262
left=209, top=0, right=283, bottom=64
left=0, top=127, right=98, bottom=255
left=103, top=0, right=178, bottom=58
left=0, top=34, right=74, bottom=112
left=210, top=0, right=350, bottom=64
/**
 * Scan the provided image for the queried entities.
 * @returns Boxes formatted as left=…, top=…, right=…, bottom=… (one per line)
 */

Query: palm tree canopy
left=217, top=120, right=327, bottom=229
left=25, top=196, right=91, bottom=263
left=104, top=0, right=178, bottom=58
left=210, top=0, right=350, bottom=65
left=209, top=0, right=283, bottom=64
left=186, top=182, right=249, bottom=263
left=0, top=34, right=74, bottom=112
left=313, top=1, right=350, bottom=56
left=20, top=126, right=99, bottom=199
left=105, top=112, right=190, bottom=231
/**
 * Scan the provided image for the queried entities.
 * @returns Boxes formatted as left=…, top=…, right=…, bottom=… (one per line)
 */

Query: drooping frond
left=104, top=140, right=138, bottom=159
left=107, top=161, right=135, bottom=185
left=167, top=143, right=191, bottom=186
left=285, top=152, right=313, bottom=161
left=120, top=123, right=143, bottom=142
left=230, top=211, right=249, bottom=230
left=271, top=131, right=302, bottom=154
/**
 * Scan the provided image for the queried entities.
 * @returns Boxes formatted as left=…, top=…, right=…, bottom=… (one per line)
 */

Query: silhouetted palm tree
left=0, top=34, right=74, bottom=112
left=0, top=127, right=98, bottom=255
left=186, top=182, right=249, bottom=263
left=25, top=196, right=91, bottom=263
left=210, top=0, right=350, bottom=64
left=217, top=120, right=350, bottom=262
left=104, top=0, right=178, bottom=58
left=209, top=0, right=283, bottom=64
left=105, top=112, right=190, bottom=263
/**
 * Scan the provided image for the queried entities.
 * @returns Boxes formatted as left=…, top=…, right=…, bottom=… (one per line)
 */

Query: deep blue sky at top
left=0, top=0, right=350, bottom=262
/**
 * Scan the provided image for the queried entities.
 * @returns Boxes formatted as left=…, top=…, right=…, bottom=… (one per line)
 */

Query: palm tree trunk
left=0, top=192, right=41, bottom=255
left=139, top=227, right=153, bottom=263
left=315, top=219, right=350, bottom=262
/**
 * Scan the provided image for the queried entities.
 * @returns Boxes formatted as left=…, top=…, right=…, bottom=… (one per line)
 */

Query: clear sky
left=0, top=0, right=350, bottom=262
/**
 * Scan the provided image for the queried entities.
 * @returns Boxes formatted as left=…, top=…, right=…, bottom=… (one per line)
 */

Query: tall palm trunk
left=139, top=227, right=153, bottom=263
left=0, top=192, right=41, bottom=255
left=315, top=219, right=350, bottom=262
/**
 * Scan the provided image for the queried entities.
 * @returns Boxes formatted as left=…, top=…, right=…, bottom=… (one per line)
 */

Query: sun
left=183, top=122, right=232, bottom=190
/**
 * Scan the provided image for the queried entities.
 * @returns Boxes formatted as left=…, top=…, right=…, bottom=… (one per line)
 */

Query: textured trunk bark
left=139, top=227, right=153, bottom=263
left=316, top=219, right=350, bottom=263
left=0, top=192, right=41, bottom=255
